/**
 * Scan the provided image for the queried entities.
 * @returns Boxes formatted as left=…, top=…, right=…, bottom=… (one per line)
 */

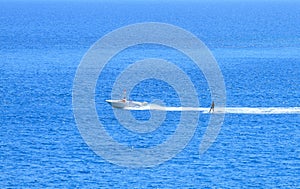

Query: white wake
left=124, top=105, right=300, bottom=114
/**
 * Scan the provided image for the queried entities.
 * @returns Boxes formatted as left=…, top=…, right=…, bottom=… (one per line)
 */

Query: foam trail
left=125, top=105, right=300, bottom=114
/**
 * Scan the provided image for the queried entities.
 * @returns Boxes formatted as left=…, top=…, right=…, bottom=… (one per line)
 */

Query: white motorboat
left=106, top=90, right=147, bottom=109
left=106, top=99, right=148, bottom=109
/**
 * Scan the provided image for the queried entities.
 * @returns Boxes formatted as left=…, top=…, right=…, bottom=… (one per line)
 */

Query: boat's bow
left=105, top=99, right=127, bottom=108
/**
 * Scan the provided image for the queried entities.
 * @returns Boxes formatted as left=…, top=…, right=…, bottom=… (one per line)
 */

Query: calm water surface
left=0, top=1, right=299, bottom=188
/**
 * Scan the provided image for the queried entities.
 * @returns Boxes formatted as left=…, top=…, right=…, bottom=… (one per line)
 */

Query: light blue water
left=1, top=1, right=299, bottom=188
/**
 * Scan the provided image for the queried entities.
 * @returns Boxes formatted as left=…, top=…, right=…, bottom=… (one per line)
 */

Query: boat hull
left=105, top=100, right=127, bottom=108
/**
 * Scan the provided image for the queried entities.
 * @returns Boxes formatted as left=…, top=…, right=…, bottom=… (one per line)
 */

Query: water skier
left=209, top=101, right=215, bottom=113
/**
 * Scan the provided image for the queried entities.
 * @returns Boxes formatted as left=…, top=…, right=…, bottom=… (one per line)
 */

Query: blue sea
left=1, top=0, right=300, bottom=188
